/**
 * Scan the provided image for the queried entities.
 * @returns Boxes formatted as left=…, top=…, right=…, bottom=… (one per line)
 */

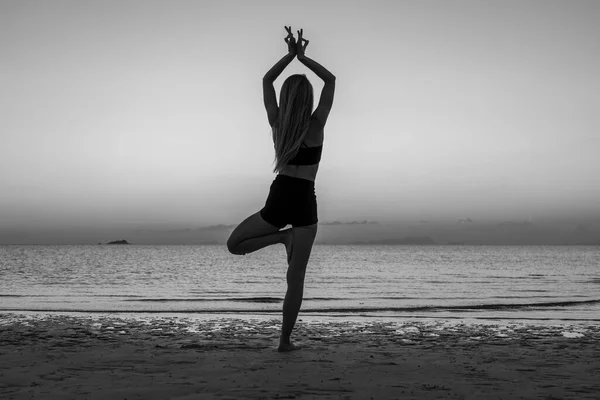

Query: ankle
left=279, top=334, right=291, bottom=344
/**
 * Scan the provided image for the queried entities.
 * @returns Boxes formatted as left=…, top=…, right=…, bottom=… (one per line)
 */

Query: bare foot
left=284, top=229, right=294, bottom=264
left=278, top=342, right=301, bottom=352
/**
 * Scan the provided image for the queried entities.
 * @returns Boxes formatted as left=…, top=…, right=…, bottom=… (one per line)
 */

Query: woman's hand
left=284, top=26, right=297, bottom=56
left=296, top=29, right=309, bottom=60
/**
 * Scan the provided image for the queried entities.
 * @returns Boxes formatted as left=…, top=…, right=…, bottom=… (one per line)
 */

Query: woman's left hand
left=284, top=26, right=297, bottom=56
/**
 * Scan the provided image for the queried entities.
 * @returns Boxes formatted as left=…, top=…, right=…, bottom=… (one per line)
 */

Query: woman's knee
left=286, top=265, right=306, bottom=285
left=226, top=236, right=242, bottom=255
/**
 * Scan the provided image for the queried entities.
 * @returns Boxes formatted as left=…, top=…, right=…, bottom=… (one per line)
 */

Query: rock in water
left=106, top=239, right=130, bottom=245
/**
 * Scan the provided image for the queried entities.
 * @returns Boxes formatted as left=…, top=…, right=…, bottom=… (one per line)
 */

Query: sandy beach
left=1, top=313, right=599, bottom=399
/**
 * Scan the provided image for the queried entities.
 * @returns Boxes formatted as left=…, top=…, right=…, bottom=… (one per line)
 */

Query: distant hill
left=106, top=239, right=130, bottom=245
left=350, top=236, right=436, bottom=245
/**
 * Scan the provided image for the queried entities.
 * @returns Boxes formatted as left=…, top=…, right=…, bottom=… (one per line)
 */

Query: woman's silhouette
left=227, top=27, right=335, bottom=352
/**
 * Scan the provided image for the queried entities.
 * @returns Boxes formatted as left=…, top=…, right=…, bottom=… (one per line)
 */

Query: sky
left=1, top=0, right=599, bottom=243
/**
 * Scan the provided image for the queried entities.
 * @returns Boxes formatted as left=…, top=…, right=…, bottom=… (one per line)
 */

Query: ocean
left=1, top=245, right=598, bottom=323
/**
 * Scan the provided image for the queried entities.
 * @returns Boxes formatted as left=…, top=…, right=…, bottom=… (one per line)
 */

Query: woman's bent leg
left=227, top=211, right=290, bottom=255
left=279, top=223, right=318, bottom=352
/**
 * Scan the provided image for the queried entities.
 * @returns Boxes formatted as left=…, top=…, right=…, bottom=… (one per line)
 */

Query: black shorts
left=259, top=174, right=318, bottom=228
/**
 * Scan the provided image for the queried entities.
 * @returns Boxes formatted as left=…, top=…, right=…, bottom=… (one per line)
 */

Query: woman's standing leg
left=279, top=223, right=318, bottom=352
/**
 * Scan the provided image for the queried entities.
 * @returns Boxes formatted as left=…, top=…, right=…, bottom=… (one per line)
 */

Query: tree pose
left=227, top=26, right=336, bottom=352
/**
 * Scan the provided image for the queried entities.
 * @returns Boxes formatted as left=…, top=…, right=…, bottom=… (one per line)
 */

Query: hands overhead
left=267, top=26, right=333, bottom=85
left=284, top=26, right=309, bottom=59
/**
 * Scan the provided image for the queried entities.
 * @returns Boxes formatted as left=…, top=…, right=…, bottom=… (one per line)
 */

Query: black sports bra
left=287, top=142, right=323, bottom=166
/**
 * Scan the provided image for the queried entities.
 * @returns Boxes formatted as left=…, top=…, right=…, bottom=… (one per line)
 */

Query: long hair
left=271, top=74, right=314, bottom=173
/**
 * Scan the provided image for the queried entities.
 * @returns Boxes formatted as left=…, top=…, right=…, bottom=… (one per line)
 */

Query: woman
left=227, top=26, right=336, bottom=352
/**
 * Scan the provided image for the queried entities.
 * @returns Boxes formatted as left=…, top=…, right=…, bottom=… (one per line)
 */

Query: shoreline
left=2, top=309, right=600, bottom=327
left=2, top=313, right=600, bottom=399
left=3, top=312, right=599, bottom=341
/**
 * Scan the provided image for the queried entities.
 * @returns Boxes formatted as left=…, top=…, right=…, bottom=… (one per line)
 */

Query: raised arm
left=263, top=53, right=295, bottom=83
left=263, top=27, right=297, bottom=126
left=298, top=55, right=336, bottom=82
left=297, top=29, right=336, bottom=125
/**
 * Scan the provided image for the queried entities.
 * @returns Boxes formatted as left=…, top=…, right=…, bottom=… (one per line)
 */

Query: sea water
left=1, top=245, right=598, bottom=323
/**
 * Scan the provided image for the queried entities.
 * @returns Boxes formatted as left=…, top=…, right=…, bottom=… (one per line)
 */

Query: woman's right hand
left=296, top=29, right=309, bottom=60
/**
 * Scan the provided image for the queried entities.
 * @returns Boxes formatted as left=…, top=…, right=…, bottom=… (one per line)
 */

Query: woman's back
left=278, top=116, right=324, bottom=182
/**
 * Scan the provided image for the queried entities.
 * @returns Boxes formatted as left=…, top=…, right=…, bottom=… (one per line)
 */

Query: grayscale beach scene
left=2, top=0, right=599, bottom=398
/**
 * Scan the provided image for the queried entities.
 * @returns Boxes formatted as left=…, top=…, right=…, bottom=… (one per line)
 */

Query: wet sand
left=1, top=313, right=599, bottom=399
